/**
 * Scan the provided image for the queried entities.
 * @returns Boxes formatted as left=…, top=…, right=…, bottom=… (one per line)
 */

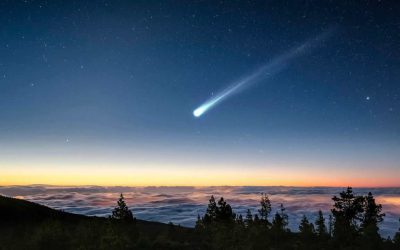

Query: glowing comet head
left=193, top=96, right=223, bottom=117
left=193, top=106, right=206, bottom=117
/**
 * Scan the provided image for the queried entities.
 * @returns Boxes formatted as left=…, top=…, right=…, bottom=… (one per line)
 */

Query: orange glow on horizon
left=1, top=165, right=399, bottom=187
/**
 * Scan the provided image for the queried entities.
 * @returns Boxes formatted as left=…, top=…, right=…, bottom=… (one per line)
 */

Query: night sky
left=1, top=1, right=399, bottom=186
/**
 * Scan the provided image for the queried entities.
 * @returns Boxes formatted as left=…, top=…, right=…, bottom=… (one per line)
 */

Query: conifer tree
left=254, top=214, right=260, bottom=224
left=236, top=214, right=245, bottom=227
left=203, top=195, right=217, bottom=224
left=272, top=204, right=288, bottom=231
left=258, top=193, right=272, bottom=225
left=111, top=193, right=134, bottom=222
left=245, top=209, right=253, bottom=227
left=315, top=210, right=327, bottom=237
left=331, top=187, right=364, bottom=245
left=299, top=215, right=315, bottom=235
left=361, top=192, right=384, bottom=237
left=216, top=197, right=235, bottom=223
left=195, top=214, right=204, bottom=230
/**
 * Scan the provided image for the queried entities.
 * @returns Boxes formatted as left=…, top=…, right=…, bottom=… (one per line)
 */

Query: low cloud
left=1, top=185, right=399, bottom=237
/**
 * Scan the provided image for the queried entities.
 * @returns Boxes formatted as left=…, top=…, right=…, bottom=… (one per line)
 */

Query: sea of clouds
left=1, top=185, right=399, bottom=238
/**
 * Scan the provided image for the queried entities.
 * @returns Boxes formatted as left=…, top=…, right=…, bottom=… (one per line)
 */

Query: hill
left=0, top=195, right=197, bottom=250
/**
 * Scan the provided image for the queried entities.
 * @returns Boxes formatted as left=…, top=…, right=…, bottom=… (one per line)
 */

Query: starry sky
left=1, top=1, right=399, bottom=186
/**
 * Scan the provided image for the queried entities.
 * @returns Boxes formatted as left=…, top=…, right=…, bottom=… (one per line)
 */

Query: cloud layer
left=1, top=185, right=399, bottom=237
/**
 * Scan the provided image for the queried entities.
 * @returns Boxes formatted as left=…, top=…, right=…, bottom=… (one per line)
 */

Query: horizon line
left=1, top=183, right=400, bottom=189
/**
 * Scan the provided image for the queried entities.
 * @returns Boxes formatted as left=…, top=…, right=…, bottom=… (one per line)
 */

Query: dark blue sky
left=1, top=1, right=399, bottom=186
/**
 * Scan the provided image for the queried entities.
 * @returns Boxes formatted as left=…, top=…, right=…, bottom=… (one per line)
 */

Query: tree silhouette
left=272, top=203, right=288, bottom=231
left=195, top=214, right=204, bottom=230
left=245, top=209, right=253, bottom=227
left=269, top=203, right=289, bottom=246
left=190, top=189, right=398, bottom=249
left=258, top=193, right=272, bottom=226
left=328, top=214, right=333, bottom=237
left=254, top=214, right=260, bottom=224
left=236, top=214, right=245, bottom=227
left=299, top=215, right=315, bottom=236
left=216, top=197, right=235, bottom=223
left=111, top=193, right=134, bottom=222
left=315, top=210, right=327, bottom=237
left=203, top=195, right=217, bottom=225
left=331, top=187, right=364, bottom=244
left=361, top=192, right=384, bottom=238
left=200, top=196, right=235, bottom=227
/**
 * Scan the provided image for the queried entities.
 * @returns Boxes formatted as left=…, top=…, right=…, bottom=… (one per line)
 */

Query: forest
left=1, top=187, right=400, bottom=250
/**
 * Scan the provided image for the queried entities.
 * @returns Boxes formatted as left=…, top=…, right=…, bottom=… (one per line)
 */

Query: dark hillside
left=0, top=195, right=197, bottom=250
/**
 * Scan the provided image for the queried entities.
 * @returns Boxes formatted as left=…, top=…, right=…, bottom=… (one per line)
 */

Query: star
left=365, top=96, right=370, bottom=101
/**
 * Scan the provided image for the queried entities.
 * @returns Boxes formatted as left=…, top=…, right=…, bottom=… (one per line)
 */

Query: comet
left=193, top=29, right=334, bottom=118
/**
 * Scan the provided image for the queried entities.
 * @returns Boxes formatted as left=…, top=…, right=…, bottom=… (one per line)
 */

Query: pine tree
left=203, top=195, right=217, bottom=224
left=315, top=210, right=327, bottom=237
left=331, top=187, right=364, bottom=245
left=361, top=192, right=384, bottom=236
left=216, top=197, right=235, bottom=223
left=258, top=193, right=272, bottom=226
left=236, top=214, right=245, bottom=227
left=299, top=215, right=315, bottom=235
left=328, top=214, right=333, bottom=237
left=195, top=214, right=204, bottom=230
left=111, top=193, right=134, bottom=222
left=272, top=204, right=288, bottom=231
left=245, top=209, right=253, bottom=227
left=254, top=214, right=260, bottom=224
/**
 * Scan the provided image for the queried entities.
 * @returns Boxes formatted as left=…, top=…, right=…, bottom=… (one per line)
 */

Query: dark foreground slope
left=0, top=195, right=198, bottom=250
